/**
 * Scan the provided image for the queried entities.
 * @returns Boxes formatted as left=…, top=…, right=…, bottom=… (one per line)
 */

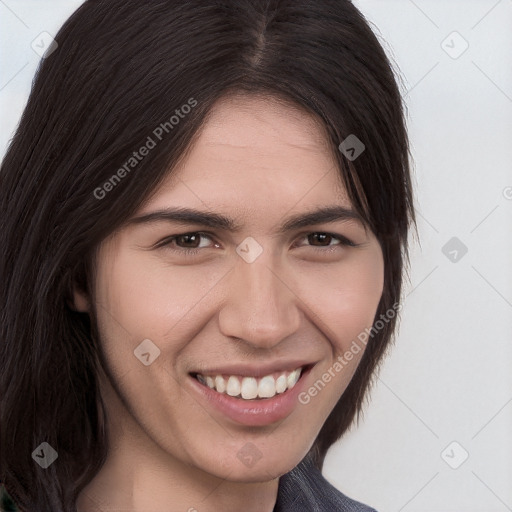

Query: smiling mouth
left=190, top=364, right=312, bottom=401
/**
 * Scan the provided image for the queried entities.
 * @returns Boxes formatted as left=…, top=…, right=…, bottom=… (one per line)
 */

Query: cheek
left=296, top=249, right=383, bottom=411
left=93, top=248, right=226, bottom=348
left=309, top=248, right=384, bottom=351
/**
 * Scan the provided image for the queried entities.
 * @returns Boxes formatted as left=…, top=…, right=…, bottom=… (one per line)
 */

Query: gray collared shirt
left=274, top=454, right=378, bottom=512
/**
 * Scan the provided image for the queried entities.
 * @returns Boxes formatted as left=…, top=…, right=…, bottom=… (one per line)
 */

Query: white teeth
left=241, top=377, right=258, bottom=399
left=287, top=369, right=300, bottom=389
left=215, top=375, right=226, bottom=393
left=258, top=375, right=276, bottom=398
left=275, top=375, right=287, bottom=393
left=196, top=367, right=304, bottom=400
left=226, top=376, right=241, bottom=397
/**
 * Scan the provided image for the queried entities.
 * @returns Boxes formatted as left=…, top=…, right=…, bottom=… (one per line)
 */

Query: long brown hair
left=0, top=0, right=415, bottom=509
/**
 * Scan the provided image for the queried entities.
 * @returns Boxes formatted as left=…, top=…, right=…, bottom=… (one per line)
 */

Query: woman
left=0, top=0, right=415, bottom=510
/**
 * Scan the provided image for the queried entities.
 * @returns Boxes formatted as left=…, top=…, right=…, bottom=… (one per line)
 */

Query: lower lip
left=188, top=366, right=313, bottom=427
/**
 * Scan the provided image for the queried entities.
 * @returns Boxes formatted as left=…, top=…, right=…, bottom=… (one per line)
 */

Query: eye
left=294, top=232, right=358, bottom=253
left=156, top=232, right=217, bottom=256
left=155, top=230, right=358, bottom=257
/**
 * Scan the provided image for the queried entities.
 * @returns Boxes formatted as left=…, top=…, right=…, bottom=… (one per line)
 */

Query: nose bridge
left=218, top=248, right=301, bottom=348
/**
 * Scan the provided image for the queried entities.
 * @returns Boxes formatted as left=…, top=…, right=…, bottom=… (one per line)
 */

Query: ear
left=65, top=261, right=92, bottom=313
left=70, top=285, right=91, bottom=312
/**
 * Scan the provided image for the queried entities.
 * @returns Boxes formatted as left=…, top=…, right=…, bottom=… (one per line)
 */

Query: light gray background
left=1, top=1, right=511, bottom=511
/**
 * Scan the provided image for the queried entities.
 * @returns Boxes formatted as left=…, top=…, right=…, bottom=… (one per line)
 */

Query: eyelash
left=156, top=231, right=359, bottom=257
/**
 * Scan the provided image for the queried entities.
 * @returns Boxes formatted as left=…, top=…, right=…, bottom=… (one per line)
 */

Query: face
left=75, top=94, right=384, bottom=483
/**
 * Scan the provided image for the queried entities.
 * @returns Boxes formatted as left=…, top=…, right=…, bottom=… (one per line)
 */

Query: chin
left=199, top=443, right=311, bottom=482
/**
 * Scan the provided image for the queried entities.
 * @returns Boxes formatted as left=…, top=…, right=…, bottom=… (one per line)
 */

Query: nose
left=218, top=249, right=302, bottom=350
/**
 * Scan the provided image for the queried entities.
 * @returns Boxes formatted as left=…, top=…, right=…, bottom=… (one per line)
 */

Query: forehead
left=199, top=93, right=331, bottom=151
left=141, top=93, right=350, bottom=212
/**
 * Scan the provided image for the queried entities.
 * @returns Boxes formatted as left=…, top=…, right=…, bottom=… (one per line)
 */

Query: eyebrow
left=126, top=205, right=365, bottom=234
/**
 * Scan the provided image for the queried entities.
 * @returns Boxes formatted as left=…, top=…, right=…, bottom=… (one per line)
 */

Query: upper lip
left=191, top=360, right=316, bottom=378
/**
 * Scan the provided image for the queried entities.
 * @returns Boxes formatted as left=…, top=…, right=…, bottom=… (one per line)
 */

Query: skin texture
left=73, top=94, right=384, bottom=512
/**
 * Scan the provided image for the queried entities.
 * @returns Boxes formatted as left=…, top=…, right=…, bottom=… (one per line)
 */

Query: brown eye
left=175, top=233, right=203, bottom=248
left=307, top=233, right=339, bottom=246
left=297, top=232, right=357, bottom=249
left=157, top=232, right=217, bottom=256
